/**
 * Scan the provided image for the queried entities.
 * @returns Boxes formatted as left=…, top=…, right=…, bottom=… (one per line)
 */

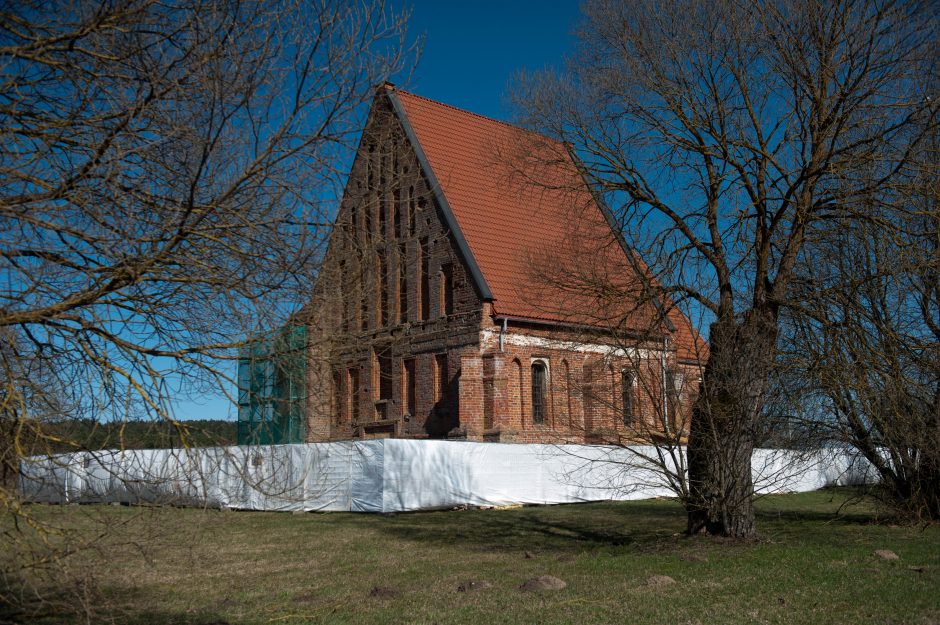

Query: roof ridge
left=389, top=85, right=561, bottom=144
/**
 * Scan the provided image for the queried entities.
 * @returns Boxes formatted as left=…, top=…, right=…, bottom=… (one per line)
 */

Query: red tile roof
left=390, top=87, right=705, bottom=362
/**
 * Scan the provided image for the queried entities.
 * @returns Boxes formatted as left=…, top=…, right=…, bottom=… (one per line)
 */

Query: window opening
left=531, top=361, right=547, bottom=424
left=621, top=370, right=635, bottom=426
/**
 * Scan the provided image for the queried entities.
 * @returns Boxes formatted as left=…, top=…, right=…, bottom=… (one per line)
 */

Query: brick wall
left=305, top=96, right=483, bottom=441
left=303, top=94, right=703, bottom=445
left=461, top=317, right=702, bottom=444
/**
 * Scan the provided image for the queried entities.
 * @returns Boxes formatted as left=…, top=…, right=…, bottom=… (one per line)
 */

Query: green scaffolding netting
left=237, top=325, right=307, bottom=445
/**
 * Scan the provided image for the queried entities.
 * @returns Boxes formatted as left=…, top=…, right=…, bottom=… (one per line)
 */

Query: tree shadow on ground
left=367, top=491, right=881, bottom=555
left=370, top=500, right=687, bottom=554
left=754, top=488, right=882, bottom=527
left=22, top=583, right=236, bottom=625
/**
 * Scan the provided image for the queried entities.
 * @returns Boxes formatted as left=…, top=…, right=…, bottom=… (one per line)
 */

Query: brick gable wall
left=303, top=93, right=702, bottom=444
left=305, top=96, right=484, bottom=440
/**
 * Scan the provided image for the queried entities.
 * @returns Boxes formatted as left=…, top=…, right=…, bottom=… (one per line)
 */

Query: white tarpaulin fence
left=18, top=440, right=876, bottom=513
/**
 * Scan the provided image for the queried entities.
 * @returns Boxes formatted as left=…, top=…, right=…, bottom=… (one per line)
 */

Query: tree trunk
left=686, top=307, right=779, bottom=537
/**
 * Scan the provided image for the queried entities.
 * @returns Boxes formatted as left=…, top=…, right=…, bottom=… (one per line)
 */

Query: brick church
left=296, top=84, right=705, bottom=445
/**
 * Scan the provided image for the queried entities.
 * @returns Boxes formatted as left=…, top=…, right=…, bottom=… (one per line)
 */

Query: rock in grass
left=520, top=576, right=567, bottom=592
left=874, top=549, right=899, bottom=560
left=457, top=580, right=493, bottom=592
left=647, top=575, right=676, bottom=587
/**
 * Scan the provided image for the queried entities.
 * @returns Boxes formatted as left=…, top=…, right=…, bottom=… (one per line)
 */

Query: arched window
left=621, top=370, right=635, bottom=426
left=531, top=361, right=547, bottom=424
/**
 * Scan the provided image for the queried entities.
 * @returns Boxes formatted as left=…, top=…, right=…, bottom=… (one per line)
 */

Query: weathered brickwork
left=304, top=88, right=703, bottom=444
left=465, top=312, right=701, bottom=444
left=305, top=96, right=484, bottom=440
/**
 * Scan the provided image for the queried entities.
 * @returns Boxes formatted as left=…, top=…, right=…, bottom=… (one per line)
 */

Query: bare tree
left=511, top=0, right=937, bottom=536
left=783, top=139, right=939, bottom=520
left=0, top=0, right=412, bottom=618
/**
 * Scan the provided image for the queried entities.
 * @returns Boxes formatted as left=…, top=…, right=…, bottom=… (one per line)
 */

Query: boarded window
left=531, top=362, right=547, bottom=424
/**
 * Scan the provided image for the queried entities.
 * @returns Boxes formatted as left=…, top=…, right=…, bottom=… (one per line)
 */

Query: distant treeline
left=20, top=419, right=238, bottom=455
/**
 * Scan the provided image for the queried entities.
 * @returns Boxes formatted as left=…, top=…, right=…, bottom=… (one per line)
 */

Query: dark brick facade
left=304, top=90, right=702, bottom=444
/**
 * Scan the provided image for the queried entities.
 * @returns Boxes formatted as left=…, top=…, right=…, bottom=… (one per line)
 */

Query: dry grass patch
left=3, top=489, right=938, bottom=624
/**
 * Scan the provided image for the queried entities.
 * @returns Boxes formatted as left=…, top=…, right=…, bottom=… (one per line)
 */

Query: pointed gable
left=386, top=86, right=705, bottom=362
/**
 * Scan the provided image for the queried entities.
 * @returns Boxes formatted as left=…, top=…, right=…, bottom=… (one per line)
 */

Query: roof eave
left=493, top=313, right=668, bottom=341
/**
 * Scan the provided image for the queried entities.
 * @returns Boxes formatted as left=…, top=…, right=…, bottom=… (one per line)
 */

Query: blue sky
left=177, top=1, right=582, bottom=422
left=398, top=0, right=580, bottom=120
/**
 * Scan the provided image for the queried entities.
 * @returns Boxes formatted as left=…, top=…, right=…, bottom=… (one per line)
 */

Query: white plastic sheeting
left=18, top=440, right=876, bottom=513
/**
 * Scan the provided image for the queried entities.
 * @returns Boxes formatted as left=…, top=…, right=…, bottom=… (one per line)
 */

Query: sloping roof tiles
left=390, top=87, right=705, bottom=362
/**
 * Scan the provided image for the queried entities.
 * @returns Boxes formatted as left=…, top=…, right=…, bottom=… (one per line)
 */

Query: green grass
left=11, top=489, right=940, bottom=624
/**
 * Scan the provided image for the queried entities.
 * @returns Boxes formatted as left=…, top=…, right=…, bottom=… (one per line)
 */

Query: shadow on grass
left=16, top=580, right=235, bottom=625
left=755, top=507, right=876, bottom=527
left=364, top=489, right=880, bottom=555
left=754, top=487, right=880, bottom=527
left=369, top=499, right=687, bottom=554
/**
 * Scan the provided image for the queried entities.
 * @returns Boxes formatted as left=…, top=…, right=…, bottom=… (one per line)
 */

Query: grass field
left=12, top=489, right=940, bottom=624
